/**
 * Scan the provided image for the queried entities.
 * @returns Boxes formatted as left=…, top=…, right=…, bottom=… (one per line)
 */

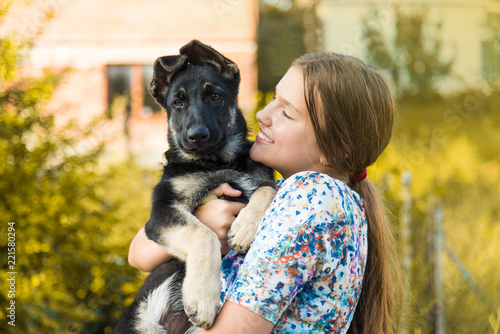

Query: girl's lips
left=256, top=132, right=274, bottom=144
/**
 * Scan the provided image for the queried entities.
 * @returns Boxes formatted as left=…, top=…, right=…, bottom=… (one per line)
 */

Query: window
left=106, top=65, right=162, bottom=119
left=482, top=13, right=500, bottom=82
left=481, top=41, right=500, bottom=82
left=107, top=65, right=131, bottom=117
left=142, top=65, right=162, bottom=116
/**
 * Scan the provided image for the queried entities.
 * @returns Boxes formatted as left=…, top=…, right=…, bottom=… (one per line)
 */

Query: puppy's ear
left=150, top=54, right=188, bottom=104
left=180, top=40, right=240, bottom=91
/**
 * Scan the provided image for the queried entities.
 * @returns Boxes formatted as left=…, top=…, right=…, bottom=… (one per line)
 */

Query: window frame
left=106, top=64, right=164, bottom=120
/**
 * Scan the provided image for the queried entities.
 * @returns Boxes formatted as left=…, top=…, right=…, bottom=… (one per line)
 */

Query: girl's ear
left=319, top=155, right=329, bottom=167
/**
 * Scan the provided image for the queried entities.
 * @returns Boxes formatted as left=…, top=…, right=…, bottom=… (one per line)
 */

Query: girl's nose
left=256, top=102, right=272, bottom=126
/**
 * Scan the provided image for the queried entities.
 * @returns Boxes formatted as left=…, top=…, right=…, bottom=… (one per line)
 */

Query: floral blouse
left=219, top=171, right=368, bottom=333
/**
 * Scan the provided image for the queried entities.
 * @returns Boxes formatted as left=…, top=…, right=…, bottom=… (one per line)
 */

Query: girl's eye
left=174, top=99, right=183, bottom=106
left=282, top=109, right=293, bottom=120
left=211, top=93, right=221, bottom=101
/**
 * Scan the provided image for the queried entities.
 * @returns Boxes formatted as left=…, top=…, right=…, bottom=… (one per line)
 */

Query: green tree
left=482, top=12, right=500, bottom=81
left=362, top=6, right=453, bottom=99
left=0, top=5, right=153, bottom=333
left=257, top=0, right=308, bottom=94
left=249, top=0, right=315, bottom=138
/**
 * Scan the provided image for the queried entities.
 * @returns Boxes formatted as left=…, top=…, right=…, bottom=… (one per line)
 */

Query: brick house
left=4, top=0, right=259, bottom=166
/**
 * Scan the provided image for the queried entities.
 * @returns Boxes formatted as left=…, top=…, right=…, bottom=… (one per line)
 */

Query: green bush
left=0, top=33, right=158, bottom=333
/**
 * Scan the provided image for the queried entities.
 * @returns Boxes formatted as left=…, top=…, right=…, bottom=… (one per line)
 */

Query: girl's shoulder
left=277, top=170, right=335, bottom=188
left=279, top=171, right=361, bottom=200
left=276, top=171, right=364, bottom=218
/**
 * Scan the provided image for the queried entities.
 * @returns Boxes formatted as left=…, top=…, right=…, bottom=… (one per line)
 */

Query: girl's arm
left=201, top=301, right=274, bottom=334
left=128, top=184, right=245, bottom=272
left=128, top=226, right=173, bottom=272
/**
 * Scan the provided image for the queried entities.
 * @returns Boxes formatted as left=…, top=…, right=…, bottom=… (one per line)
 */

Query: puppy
left=114, top=40, right=276, bottom=334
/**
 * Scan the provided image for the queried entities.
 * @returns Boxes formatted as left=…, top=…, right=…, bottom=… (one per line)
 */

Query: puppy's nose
left=187, top=127, right=210, bottom=144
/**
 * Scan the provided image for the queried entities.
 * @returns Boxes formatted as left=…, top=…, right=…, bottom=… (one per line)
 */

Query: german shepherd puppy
left=114, top=40, right=276, bottom=333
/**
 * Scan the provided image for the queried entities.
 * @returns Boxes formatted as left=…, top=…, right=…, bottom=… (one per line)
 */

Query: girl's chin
left=249, top=143, right=268, bottom=165
left=249, top=143, right=260, bottom=160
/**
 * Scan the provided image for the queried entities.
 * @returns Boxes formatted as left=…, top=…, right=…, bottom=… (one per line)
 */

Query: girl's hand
left=194, top=183, right=246, bottom=255
left=128, top=184, right=245, bottom=272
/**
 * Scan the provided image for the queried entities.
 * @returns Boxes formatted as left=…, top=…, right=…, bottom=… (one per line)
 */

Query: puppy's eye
left=174, top=99, right=183, bottom=106
left=211, top=93, right=221, bottom=101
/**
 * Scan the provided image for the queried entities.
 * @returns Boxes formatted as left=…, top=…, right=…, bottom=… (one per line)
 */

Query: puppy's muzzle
left=182, top=126, right=224, bottom=154
left=187, top=126, right=210, bottom=145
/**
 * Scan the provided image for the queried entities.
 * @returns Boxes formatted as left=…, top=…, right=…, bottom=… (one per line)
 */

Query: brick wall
left=6, top=0, right=259, bottom=166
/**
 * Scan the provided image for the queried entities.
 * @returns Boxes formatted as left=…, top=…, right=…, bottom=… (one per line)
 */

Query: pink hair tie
left=350, top=169, right=367, bottom=183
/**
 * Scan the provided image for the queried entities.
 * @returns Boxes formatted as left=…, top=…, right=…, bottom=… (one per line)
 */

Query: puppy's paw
left=182, top=274, right=220, bottom=329
left=228, top=207, right=258, bottom=254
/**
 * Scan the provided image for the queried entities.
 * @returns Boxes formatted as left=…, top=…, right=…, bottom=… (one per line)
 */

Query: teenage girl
left=129, top=52, right=400, bottom=334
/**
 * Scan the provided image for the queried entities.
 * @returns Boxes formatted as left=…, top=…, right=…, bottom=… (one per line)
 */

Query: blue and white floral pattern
left=220, top=171, right=368, bottom=333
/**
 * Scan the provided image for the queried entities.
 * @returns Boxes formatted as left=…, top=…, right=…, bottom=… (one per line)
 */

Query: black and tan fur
left=113, top=40, right=276, bottom=333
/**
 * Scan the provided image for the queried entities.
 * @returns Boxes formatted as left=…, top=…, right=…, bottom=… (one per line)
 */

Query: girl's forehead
left=277, top=66, right=303, bottom=88
left=276, top=67, right=307, bottom=113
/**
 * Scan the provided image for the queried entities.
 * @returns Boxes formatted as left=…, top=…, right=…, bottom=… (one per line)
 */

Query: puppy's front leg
left=228, top=186, right=276, bottom=253
left=155, top=208, right=222, bottom=329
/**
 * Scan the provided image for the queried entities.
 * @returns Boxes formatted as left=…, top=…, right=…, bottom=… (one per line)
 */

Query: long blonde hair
left=293, top=52, right=401, bottom=333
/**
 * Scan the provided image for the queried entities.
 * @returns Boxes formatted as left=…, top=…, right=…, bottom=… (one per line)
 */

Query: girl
left=129, top=52, right=400, bottom=333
